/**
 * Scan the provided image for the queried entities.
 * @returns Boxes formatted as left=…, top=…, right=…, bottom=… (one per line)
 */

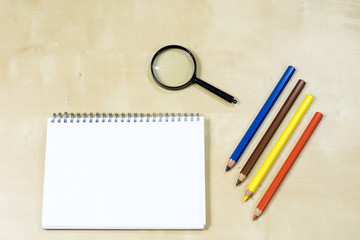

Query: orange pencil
left=253, top=112, right=323, bottom=221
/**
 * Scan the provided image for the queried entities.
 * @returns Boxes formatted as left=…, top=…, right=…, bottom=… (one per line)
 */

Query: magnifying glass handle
left=194, top=78, right=237, bottom=104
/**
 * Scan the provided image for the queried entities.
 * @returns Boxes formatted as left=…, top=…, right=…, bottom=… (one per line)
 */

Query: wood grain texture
left=0, top=0, right=359, bottom=239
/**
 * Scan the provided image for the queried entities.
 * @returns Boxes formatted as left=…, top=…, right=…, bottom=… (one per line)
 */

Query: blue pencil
left=226, top=66, right=295, bottom=172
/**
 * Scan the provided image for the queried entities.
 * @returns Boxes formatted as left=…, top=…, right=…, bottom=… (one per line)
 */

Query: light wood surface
left=1, top=0, right=359, bottom=239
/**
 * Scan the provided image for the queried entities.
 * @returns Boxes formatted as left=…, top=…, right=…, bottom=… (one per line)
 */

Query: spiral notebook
left=42, top=113, right=205, bottom=229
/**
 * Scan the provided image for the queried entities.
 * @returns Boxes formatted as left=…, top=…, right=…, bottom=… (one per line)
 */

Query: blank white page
left=42, top=115, right=205, bottom=229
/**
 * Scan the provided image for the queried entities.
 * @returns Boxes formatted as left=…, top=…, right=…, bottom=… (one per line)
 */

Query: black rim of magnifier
left=151, top=45, right=197, bottom=91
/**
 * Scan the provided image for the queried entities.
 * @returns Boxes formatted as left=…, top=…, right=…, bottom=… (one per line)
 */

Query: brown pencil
left=236, top=79, right=306, bottom=186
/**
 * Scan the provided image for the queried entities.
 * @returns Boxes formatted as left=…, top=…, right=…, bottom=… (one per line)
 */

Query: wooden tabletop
left=1, top=0, right=359, bottom=239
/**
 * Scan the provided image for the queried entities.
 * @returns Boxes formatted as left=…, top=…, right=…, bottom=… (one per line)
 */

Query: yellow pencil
left=243, top=94, right=313, bottom=202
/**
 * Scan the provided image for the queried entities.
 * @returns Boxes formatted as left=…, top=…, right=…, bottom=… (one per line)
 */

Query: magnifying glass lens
left=152, top=48, right=195, bottom=87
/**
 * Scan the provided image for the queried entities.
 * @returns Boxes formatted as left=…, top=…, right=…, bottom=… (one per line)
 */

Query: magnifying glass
left=150, top=45, right=237, bottom=104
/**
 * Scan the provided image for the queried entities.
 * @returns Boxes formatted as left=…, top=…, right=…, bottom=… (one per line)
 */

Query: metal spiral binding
left=64, top=112, right=68, bottom=123
left=51, top=113, right=56, bottom=123
left=50, top=113, right=201, bottom=123
left=69, top=113, right=73, bottom=123
left=58, top=113, right=62, bottom=123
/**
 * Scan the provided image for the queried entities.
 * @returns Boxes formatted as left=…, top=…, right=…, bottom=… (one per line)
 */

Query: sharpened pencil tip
left=236, top=179, right=241, bottom=186
left=225, top=166, right=230, bottom=172
left=243, top=196, right=249, bottom=202
left=253, top=215, right=258, bottom=221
